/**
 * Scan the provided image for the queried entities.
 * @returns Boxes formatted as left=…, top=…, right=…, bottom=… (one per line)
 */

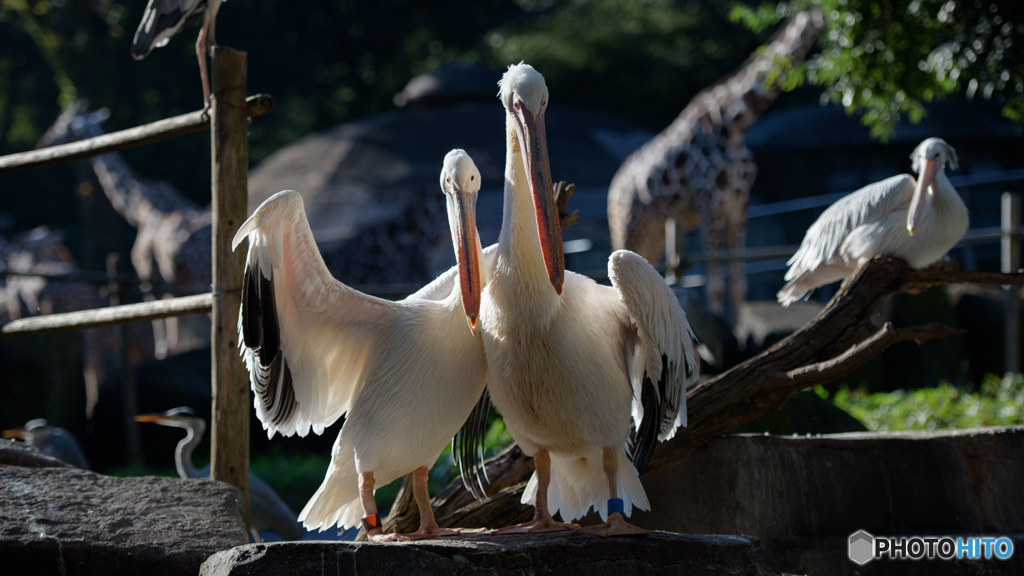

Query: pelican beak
left=907, top=157, right=938, bottom=236
left=452, top=189, right=482, bottom=335
left=2, top=427, right=26, bottom=439
left=512, top=100, right=565, bottom=295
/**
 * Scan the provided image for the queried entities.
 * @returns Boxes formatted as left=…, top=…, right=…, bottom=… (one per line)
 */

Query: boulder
left=634, top=427, right=1024, bottom=575
left=0, top=440, right=247, bottom=576
left=201, top=532, right=782, bottom=576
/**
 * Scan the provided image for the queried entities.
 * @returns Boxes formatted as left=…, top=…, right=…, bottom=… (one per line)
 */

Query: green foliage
left=249, top=449, right=330, bottom=514
left=732, top=0, right=1024, bottom=140
left=485, top=0, right=772, bottom=127
left=830, top=374, right=1024, bottom=431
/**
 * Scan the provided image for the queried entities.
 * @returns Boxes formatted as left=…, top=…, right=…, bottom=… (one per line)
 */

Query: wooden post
left=107, top=253, right=141, bottom=466
left=210, top=46, right=250, bottom=531
left=1002, top=192, right=1021, bottom=374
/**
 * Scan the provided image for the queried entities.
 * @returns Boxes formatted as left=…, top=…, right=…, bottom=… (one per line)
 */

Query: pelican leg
left=493, top=449, right=578, bottom=535
left=578, top=447, right=649, bottom=537
left=400, top=466, right=480, bottom=540
left=359, top=471, right=402, bottom=542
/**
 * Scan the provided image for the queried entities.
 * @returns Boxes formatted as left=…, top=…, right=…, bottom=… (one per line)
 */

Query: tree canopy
left=732, top=0, right=1024, bottom=139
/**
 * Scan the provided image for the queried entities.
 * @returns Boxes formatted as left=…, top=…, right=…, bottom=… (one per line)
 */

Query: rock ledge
left=202, top=531, right=781, bottom=576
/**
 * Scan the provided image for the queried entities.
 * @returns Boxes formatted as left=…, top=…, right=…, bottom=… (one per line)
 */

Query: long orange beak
left=2, top=427, right=26, bottom=439
left=907, top=158, right=938, bottom=236
left=452, top=190, right=482, bottom=335
left=512, top=101, right=564, bottom=295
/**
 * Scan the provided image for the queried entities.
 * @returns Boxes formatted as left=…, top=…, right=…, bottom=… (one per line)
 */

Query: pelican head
left=907, top=137, right=958, bottom=236
left=499, top=63, right=564, bottom=295
left=134, top=406, right=205, bottom=434
left=441, top=149, right=484, bottom=335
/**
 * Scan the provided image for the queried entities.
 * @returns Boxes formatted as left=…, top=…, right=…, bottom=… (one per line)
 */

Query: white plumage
left=778, top=138, right=968, bottom=306
left=232, top=150, right=488, bottom=540
left=479, top=64, right=698, bottom=536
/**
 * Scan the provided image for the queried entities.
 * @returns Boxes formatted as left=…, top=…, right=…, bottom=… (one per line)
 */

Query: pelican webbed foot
left=367, top=531, right=406, bottom=542
left=492, top=513, right=579, bottom=535
left=401, top=526, right=487, bottom=540
left=578, top=512, right=649, bottom=537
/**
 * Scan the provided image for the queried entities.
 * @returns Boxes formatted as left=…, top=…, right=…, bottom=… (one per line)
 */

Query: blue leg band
left=608, top=498, right=624, bottom=516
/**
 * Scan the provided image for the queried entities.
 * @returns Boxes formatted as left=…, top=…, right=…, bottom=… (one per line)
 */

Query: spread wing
left=233, top=190, right=403, bottom=438
left=609, top=250, right=698, bottom=474
left=786, top=174, right=915, bottom=280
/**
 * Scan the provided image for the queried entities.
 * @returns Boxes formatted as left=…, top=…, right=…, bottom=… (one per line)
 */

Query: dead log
left=379, top=256, right=1024, bottom=534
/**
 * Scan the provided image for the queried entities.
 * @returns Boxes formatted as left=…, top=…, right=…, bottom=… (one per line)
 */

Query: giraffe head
left=38, top=100, right=110, bottom=148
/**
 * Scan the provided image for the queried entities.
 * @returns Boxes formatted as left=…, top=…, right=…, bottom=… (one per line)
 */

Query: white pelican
left=232, top=150, right=488, bottom=541
left=134, top=407, right=304, bottom=541
left=778, top=138, right=968, bottom=306
left=479, top=64, right=698, bottom=537
left=131, top=0, right=224, bottom=108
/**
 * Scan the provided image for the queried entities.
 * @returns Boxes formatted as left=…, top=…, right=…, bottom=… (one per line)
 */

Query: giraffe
left=607, top=9, right=824, bottom=316
left=40, top=101, right=212, bottom=356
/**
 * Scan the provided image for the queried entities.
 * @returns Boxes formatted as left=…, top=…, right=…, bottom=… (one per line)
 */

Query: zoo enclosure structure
left=0, top=47, right=267, bottom=531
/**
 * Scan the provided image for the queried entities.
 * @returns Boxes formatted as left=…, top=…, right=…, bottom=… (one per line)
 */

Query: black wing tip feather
left=629, top=354, right=672, bottom=475
left=241, top=262, right=262, bottom=349
left=242, top=252, right=297, bottom=429
left=628, top=375, right=659, bottom=474
left=453, top=389, right=492, bottom=501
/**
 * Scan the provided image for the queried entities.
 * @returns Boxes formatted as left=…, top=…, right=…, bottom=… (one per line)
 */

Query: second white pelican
left=479, top=64, right=699, bottom=537
left=233, top=150, right=487, bottom=540
left=778, top=138, right=968, bottom=306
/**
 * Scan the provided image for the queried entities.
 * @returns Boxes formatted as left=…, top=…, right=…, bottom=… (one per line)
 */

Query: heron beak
left=2, top=427, right=26, bottom=439
left=133, top=413, right=168, bottom=424
left=907, top=157, right=938, bottom=236
left=513, top=101, right=564, bottom=295
left=453, top=189, right=482, bottom=335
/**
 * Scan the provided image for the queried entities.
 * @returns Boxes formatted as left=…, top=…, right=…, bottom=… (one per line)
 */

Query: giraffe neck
left=87, top=153, right=154, bottom=229
left=78, top=137, right=199, bottom=230
left=699, top=9, right=824, bottom=131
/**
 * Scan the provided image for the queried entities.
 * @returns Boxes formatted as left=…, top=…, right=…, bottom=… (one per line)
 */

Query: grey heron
left=3, top=418, right=92, bottom=470
left=134, top=407, right=304, bottom=541
left=131, top=0, right=224, bottom=109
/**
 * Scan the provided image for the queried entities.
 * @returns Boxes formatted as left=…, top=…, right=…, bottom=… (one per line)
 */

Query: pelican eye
left=446, top=177, right=450, bottom=183
left=514, top=102, right=520, bottom=110
left=470, top=175, right=475, bottom=181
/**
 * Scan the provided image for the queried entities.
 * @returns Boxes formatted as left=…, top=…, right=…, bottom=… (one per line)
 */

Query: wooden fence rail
left=0, top=293, right=213, bottom=338
left=0, top=94, right=272, bottom=175
left=1, top=46, right=259, bottom=532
